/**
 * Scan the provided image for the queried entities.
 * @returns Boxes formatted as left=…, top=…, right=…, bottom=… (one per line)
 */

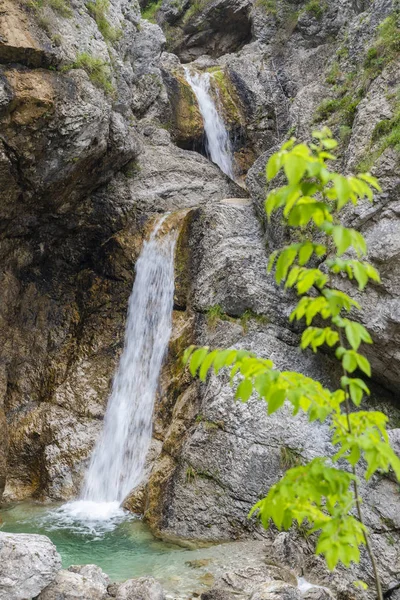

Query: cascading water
left=184, top=67, right=235, bottom=180
left=53, top=218, right=176, bottom=531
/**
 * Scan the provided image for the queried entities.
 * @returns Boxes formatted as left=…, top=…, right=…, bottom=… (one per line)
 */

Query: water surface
left=0, top=502, right=267, bottom=598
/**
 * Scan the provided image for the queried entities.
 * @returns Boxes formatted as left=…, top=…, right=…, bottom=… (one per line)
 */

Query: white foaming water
left=54, top=219, right=176, bottom=533
left=184, top=67, right=235, bottom=179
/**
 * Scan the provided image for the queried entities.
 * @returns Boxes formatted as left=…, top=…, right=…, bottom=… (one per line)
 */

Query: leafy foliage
left=183, top=128, right=400, bottom=596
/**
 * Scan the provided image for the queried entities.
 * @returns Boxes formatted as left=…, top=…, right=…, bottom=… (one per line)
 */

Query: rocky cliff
left=0, top=0, right=399, bottom=597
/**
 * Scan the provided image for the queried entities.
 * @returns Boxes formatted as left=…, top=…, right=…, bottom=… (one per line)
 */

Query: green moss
left=208, top=68, right=242, bottom=125
left=141, top=0, right=163, bottom=22
left=72, top=52, right=114, bottom=94
left=87, top=0, right=122, bottom=43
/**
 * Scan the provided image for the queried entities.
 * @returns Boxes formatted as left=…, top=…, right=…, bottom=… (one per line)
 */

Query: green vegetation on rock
left=304, top=0, right=326, bottom=20
left=86, top=0, right=122, bottom=43
left=72, top=52, right=114, bottom=94
left=255, top=0, right=277, bottom=15
left=316, top=11, right=400, bottom=160
left=28, top=0, right=72, bottom=17
left=141, top=0, right=163, bottom=22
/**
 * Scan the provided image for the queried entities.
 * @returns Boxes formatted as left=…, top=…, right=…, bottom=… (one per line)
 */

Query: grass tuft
left=87, top=0, right=122, bottom=43
left=73, top=52, right=114, bottom=94
left=141, top=0, right=163, bottom=22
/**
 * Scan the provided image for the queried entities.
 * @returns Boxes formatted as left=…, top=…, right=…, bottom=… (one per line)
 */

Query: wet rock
left=115, top=576, right=165, bottom=600
left=37, top=569, right=109, bottom=599
left=160, top=57, right=204, bottom=149
left=0, top=532, right=61, bottom=600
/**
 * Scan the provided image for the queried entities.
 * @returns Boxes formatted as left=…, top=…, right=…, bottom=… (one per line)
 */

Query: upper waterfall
left=184, top=67, right=235, bottom=180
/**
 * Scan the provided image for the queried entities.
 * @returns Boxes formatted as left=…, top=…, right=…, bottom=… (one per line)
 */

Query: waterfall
left=184, top=67, right=235, bottom=180
left=55, top=218, right=176, bottom=529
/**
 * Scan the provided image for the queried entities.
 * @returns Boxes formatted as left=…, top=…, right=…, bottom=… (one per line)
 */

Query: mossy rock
left=162, top=69, right=204, bottom=147
left=207, top=67, right=244, bottom=127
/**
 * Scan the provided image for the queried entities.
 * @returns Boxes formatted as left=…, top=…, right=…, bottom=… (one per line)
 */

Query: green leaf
left=267, top=250, right=279, bottom=273
left=298, top=242, right=314, bottom=266
left=266, top=152, right=282, bottom=180
left=349, top=382, right=363, bottom=406
left=189, top=347, right=209, bottom=376
left=284, top=155, right=307, bottom=184
left=356, top=354, right=371, bottom=377
left=275, top=247, right=297, bottom=284
left=199, top=350, right=217, bottom=381
left=343, top=351, right=357, bottom=373
left=352, top=262, right=368, bottom=290
left=332, top=226, right=352, bottom=256
left=235, top=378, right=253, bottom=402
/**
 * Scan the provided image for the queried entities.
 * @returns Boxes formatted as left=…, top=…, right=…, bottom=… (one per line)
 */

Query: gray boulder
left=115, top=577, right=165, bottom=600
left=0, top=532, right=61, bottom=600
left=37, top=569, right=108, bottom=600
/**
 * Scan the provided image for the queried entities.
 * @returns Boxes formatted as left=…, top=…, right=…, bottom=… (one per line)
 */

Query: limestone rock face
left=163, top=0, right=253, bottom=62
left=0, top=532, right=61, bottom=600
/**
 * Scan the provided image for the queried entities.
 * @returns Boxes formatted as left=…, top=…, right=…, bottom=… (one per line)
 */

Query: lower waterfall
left=183, top=67, right=235, bottom=180
left=55, top=218, right=176, bottom=527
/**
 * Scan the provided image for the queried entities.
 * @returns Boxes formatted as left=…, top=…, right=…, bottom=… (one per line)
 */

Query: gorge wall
left=0, top=0, right=399, bottom=597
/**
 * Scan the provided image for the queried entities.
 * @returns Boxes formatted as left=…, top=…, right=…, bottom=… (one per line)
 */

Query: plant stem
left=339, top=332, right=384, bottom=600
